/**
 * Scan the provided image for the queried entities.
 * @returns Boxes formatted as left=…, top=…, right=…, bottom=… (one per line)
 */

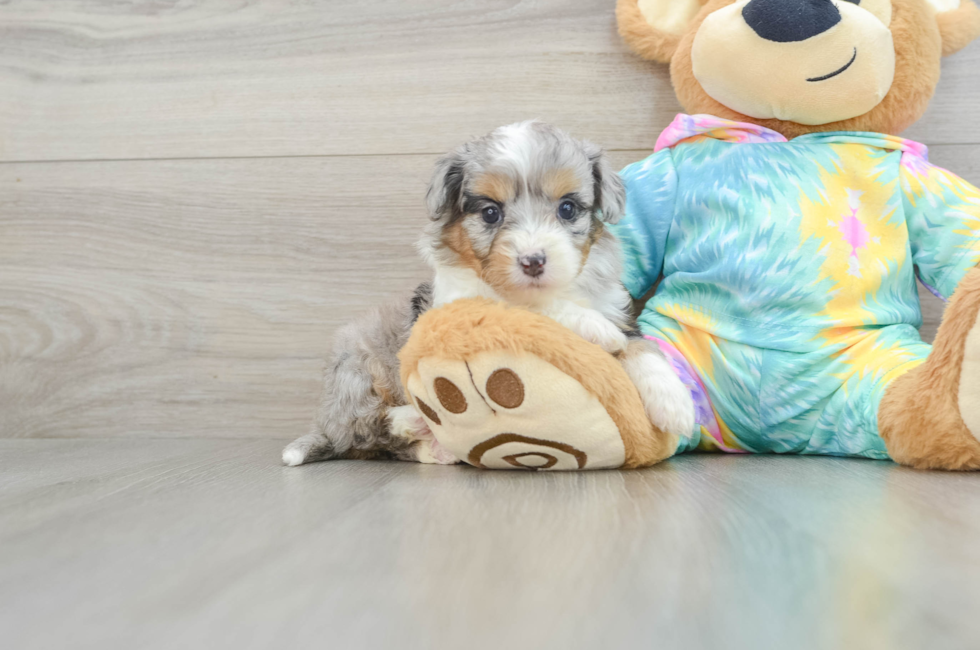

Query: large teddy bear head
left=617, top=0, right=980, bottom=137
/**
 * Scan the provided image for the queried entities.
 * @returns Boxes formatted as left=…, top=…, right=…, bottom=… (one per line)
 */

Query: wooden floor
left=4, top=439, right=980, bottom=650
left=2, top=1, right=980, bottom=647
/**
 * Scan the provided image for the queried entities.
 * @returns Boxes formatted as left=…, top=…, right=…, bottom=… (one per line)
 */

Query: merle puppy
left=283, top=121, right=694, bottom=466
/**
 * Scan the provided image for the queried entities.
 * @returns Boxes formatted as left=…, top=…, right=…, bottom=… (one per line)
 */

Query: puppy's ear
left=588, top=147, right=626, bottom=225
left=425, top=150, right=466, bottom=221
left=929, top=0, right=980, bottom=56
left=617, top=0, right=705, bottom=63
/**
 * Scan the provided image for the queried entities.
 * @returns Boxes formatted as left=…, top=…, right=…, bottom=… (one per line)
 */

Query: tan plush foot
left=406, top=350, right=629, bottom=470
left=879, top=269, right=980, bottom=470
left=959, top=292, right=980, bottom=445
left=398, top=299, right=675, bottom=470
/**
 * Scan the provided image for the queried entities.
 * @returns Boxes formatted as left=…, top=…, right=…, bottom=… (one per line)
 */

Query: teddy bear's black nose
left=742, top=0, right=842, bottom=43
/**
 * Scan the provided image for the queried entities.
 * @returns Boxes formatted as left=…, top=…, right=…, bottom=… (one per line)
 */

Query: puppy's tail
left=282, top=427, right=405, bottom=465
left=282, top=348, right=391, bottom=465
left=282, top=432, right=340, bottom=466
left=283, top=285, right=429, bottom=467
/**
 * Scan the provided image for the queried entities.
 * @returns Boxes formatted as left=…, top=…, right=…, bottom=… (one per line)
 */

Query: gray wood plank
left=2, top=439, right=980, bottom=650
left=0, top=154, right=433, bottom=439
left=0, top=1, right=977, bottom=162
left=3, top=146, right=976, bottom=439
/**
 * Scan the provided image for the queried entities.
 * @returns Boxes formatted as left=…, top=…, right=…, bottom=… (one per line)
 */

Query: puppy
left=283, top=121, right=694, bottom=466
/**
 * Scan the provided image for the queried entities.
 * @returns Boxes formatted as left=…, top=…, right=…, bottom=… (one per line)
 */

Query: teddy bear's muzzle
left=690, top=0, right=896, bottom=125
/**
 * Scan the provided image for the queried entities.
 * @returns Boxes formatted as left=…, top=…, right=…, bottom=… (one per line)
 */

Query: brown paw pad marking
left=468, top=433, right=588, bottom=470
left=434, top=377, right=467, bottom=413
left=414, top=397, right=441, bottom=426
left=485, top=368, right=524, bottom=409
left=503, top=452, right=557, bottom=470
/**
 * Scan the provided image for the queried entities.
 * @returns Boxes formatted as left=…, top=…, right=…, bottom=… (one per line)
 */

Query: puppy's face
left=422, top=122, right=626, bottom=304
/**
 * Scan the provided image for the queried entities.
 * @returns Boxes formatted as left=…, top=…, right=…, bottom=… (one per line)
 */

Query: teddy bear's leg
left=878, top=269, right=980, bottom=470
left=399, top=299, right=676, bottom=469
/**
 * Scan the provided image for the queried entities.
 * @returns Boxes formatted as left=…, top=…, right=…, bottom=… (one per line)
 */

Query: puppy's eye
left=557, top=200, right=576, bottom=221
left=481, top=205, right=502, bottom=225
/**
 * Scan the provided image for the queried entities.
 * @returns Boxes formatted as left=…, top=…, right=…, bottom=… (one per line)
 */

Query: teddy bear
left=399, top=0, right=980, bottom=470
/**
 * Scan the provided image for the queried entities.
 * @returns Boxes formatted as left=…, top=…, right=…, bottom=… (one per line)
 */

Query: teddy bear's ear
left=928, top=0, right=980, bottom=55
left=617, top=0, right=705, bottom=63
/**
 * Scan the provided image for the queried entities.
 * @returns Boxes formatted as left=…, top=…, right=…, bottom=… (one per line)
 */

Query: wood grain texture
left=2, top=146, right=977, bottom=439
left=2, top=439, right=980, bottom=650
left=1, top=154, right=433, bottom=438
left=0, top=0, right=977, bottom=162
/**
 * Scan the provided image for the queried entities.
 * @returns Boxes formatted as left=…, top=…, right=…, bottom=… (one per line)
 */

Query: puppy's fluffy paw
left=387, top=404, right=460, bottom=464
left=414, top=437, right=461, bottom=465
left=646, top=374, right=696, bottom=438
left=624, top=349, right=696, bottom=438
left=387, top=404, right=432, bottom=440
left=566, top=310, right=628, bottom=354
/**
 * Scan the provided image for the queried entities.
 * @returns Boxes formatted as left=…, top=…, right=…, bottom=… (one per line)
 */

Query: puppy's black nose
left=743, top=0, right=841, bottom=43
left=520, top=253, right=546, bottom=278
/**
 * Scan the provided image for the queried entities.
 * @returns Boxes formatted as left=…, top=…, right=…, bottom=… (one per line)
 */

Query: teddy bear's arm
left=609, top=148, right=678, bottom=300
left=901, top=157, right=980, bottom=299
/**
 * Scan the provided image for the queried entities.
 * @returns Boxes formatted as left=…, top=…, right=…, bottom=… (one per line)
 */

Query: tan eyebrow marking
left=541, top=168, right=582, bottom=201
left=472, top=172, right=516, bottom=203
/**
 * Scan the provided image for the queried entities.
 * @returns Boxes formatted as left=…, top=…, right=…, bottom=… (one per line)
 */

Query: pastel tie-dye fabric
left=613, top=114, right=980, bottom=458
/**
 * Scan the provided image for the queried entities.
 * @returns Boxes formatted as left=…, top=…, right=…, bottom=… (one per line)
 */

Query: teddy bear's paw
left=957, top=271, right=980, bottom=444
left=404, top=350, right=628, bottom=470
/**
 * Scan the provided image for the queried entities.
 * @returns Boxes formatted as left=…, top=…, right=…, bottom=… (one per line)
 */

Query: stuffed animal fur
left=400, top=299, right=674, bottom=469
left=401, top=0, right=980, bottom=470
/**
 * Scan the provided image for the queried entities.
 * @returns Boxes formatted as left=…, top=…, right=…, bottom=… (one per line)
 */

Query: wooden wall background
left=2, top=1, right=978, bottom=440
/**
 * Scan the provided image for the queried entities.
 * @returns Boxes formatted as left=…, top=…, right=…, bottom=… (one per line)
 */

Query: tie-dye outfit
left=612, top=114, right=980, bottom=459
